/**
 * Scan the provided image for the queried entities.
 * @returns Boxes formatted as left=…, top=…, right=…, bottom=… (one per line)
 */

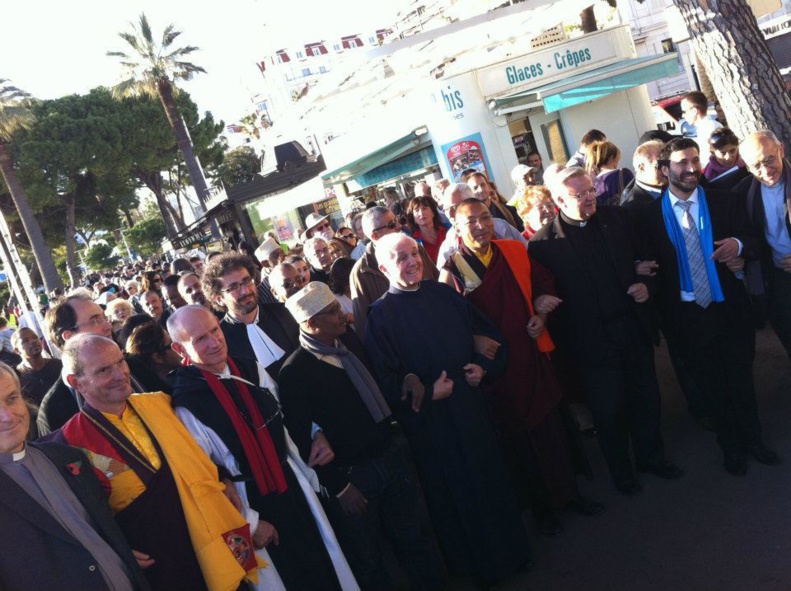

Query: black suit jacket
left=528, top=206, right=656, bottom=366
left=0, top=442, right=150, bottom=591
left=220, top=300, right=301, bottom=378
left=36, top=379, right=80, bottom=437
left=641, top=187, right=757, bottom=336
left=733, top=163, right=791, bottom=294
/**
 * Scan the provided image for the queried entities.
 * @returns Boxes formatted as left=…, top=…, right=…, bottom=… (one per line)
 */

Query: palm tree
left=0, top=80, right=63, bottom=292
left=107, top=13, right=220, bottom=240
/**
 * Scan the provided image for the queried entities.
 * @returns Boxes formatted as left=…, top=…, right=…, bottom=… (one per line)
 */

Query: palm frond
left=138, top=13, right=154, bottom=45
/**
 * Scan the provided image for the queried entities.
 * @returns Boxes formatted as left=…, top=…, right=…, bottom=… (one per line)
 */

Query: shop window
left=540, top=120, right=570, bottom=165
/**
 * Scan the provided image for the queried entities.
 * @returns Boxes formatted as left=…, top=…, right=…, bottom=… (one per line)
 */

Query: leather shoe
left=535, top=510, right=564, bottom=536
left=748, top=444, right=780, bottom=465
left=614, top=478, right=642, bottom=496
left=567, top=496, right=605, bottom=516
left=723, top=451, right=747, bottom=476
left=636, top=460, right=684, bottom=480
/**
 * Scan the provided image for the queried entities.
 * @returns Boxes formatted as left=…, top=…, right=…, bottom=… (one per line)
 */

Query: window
left=302, top=68, right=311, bottom=77
left=319, top=66, right=328, bottom=74
left=333, top=43, right=341, bottom=52
left=296, top=51, right=305, bottom=59
left=661, top=38, right=675, bottom=53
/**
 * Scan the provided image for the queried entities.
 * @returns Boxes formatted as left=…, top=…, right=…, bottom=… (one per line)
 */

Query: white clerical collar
left=0, top=447, right=26, bottom=464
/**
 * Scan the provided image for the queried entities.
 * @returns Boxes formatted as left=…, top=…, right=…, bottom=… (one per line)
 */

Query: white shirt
left=760, top=181, right=791, bottom=267
left=668, top=187, right=741, bottom=301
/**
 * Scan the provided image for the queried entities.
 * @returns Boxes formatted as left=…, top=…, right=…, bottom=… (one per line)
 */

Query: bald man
left=736, top=130, right=791, bottom=359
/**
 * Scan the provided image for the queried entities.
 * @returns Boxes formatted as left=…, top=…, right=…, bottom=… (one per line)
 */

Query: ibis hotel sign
left=476, top=33, right=620, bottom=98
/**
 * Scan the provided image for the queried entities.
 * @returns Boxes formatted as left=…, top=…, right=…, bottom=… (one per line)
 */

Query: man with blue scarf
left=642, top=138, right=779, bottom=476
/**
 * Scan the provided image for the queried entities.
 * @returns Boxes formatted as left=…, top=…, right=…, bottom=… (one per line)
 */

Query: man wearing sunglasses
left=37, top=295, right=115, bottom=435
left=349, top=207, right=439, bottom=339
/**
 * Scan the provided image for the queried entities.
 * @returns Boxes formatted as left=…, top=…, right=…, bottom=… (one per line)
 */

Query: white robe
left=175, top=362, right=359, bottom=591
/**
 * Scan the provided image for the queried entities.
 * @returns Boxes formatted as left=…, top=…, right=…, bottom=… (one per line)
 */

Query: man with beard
left=441, top=199, right=603, bottom=535
left=641, top=137, right=778, bottom=476
left=203, top=253, right=301, bottom=379
left=37, top=295, right=116, bottom=435
left=177, top=272, right=211, bottom=309
left=168, top=305, right=359, bottom=591
left=529, top=167, right=682, bottom=495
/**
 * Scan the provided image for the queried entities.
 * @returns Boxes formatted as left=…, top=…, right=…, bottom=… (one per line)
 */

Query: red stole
left=200, top=358, right=288, bottom=495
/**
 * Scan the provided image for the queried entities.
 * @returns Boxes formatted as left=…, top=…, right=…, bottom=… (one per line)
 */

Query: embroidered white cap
left=285, top=281, right=336, bottom=323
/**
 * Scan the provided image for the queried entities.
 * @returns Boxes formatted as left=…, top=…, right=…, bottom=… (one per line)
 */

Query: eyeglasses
left=67, top=316, right=112, bottom=332
left=568, top=189, right=597, bottom=200
left=340, top=232, right=354, bottom=240
left=220, top=275, right=255, bottom=294
left=373, top=219, right=399, bottom=233
left=749, top=155, right=778, bottom=171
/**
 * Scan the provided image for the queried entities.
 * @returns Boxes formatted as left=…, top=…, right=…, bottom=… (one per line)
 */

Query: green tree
left=125, top=212, right=168, bottom=257
left=108, top=13, right=220, bottom=239
left=0, top=80, right=63, bottom=291
left=15, top=89, right=134, bottom=285
left=111, top=92, right=223, bottom=238
left=83, top=242, right=120, bottom=270
left=217, top=146, right=261, bottom=187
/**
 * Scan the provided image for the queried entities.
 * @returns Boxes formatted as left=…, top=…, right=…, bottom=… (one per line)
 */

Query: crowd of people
left=2, top=90, right=790, bottom=590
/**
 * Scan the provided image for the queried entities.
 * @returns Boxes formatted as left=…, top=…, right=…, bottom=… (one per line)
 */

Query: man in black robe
left=281, top=281, right=445, bottom=590
left=365, top=232, right=532, bottom=588
left=529, top=167, right=683, bottom=495
left=168, top=305, right=359, bottom=591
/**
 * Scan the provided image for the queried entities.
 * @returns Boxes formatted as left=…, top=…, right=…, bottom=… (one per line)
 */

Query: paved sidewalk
left=496, top=328, right=791, bottom=591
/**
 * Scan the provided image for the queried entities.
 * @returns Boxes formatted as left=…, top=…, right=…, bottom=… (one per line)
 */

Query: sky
left=2, top=0, right=403, bottom=124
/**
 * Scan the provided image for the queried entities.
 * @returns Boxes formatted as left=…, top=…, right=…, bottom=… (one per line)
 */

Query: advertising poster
left=441, top=132, right=494, bottom=182
left=273, top=214, right=295, bottom=241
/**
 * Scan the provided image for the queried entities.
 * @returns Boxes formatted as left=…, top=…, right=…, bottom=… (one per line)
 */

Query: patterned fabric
left=675, top=200, right=713, bottom=308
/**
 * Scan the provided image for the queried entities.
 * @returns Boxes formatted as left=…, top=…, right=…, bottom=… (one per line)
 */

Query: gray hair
left=547, top=166, right=588, bottom=197
left=633, top=140, right=664, bottom=170
left=740, top=130, right=783, bottom=157
left=302, top=236, right=328, bottom=268
left=0, top=362, right=21, bottom=395
left=361, top=206, right=391, bottom=240
left=62, top=333, right=118, bottom=378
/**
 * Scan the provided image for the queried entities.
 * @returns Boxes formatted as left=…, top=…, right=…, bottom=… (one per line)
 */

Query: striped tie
left=676, top=200, right=712, bottom=308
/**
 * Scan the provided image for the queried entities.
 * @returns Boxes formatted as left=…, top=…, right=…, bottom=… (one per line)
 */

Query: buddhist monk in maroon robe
left=441, top=198, right=603, bottom=535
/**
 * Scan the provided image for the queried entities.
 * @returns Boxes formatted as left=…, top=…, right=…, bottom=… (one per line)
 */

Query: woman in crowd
left=517, top=185, right=557, bottom=239
left=702, top=127, right=750, bottom=191
left=124, top=320, right=182, bottom=394
left=105, top=298, right=135, bottom=343
left=406, top=196, right=448, bottom=264
left=586, top=141, right=634, bottom=206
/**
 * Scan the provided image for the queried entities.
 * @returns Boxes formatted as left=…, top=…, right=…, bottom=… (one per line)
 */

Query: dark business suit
left=0, top=442, right=150, bottom=591
left=623, top=184, right=708, bottom=421
left=529, top=207, right=666, bottom=484
left=733, top=164, right=791, bottom=357
left=642, top=187, right=762, bottom=453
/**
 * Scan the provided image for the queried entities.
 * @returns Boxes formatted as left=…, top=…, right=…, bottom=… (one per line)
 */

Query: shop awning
left=253, top=177, right=328, bottom=220
left=491, top=53, right=680, bottom=114
left=321, top=127, right=430, bottom=185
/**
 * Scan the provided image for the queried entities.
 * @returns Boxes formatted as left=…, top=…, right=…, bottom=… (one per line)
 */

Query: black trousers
left=768, top=266, right=791, bottom=359
left=578, top=317, right=665, bottom=483
left=675, top=301, right=761, bottom=454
